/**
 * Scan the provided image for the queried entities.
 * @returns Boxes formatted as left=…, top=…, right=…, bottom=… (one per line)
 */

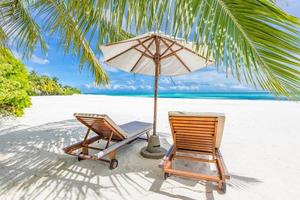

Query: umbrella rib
left=161, top=36, right=213, bottom=63
left=130, top=38, right=155, bottom=72
left=161, top=41, right=176, bottom=57
left=137, top=39, right=154, bottom=56
left=174, top=54, right=192, bottom=72
left=133, top=48, right=153, bottom=59
left=105, top=36, right=154, bottom=62
left=160, top=38, right=191, bottom=72
left=160, top=47, right=184, bottom=60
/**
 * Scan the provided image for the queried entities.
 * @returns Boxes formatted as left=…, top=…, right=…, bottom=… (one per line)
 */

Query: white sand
left=0, top=95, right=300, bottom=200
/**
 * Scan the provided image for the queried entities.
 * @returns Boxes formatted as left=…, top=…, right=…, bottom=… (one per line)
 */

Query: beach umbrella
left=101, top=32, right=213, bottom=158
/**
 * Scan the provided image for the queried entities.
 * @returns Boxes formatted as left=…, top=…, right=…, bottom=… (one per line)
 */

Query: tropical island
left=0, top=48, right=80, bottom=116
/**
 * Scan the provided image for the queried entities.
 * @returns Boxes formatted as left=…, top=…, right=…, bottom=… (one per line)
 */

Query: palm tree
left=1, top=0, right=300, bottom=98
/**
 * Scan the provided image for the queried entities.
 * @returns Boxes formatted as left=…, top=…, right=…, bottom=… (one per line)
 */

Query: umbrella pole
left=153, top=62, right=159, bottom=136
left=140, top=36, right=166, bottom=159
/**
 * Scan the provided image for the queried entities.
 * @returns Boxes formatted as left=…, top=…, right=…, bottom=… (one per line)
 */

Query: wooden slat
left=170, top=120, right=216, bottom=125
left=172, top=123, right=215, bottom=128
left=177, top=146, right=213, bottom=153
left=176, top=133, right=214, bottom=138
left=169, top=116, right=217, bottom=121
left=174, top=127, right=215, bottom=132
left=176, top=135, right=213, bottom=140
left=174, top=155, right=216, bottom=163
left=176, top=132, right=214, bottom=140
left=176, top=143, right=213, bottom=149
left=176, top=136, right=213, bottom=140
left=176, top=143, right=213, bottom=148
left=176, top=145, right=213, bottom=151
left=164, top=168, right=220, bottom=182
left=176, top=148, right=214, bottom=155
left=174, top=129, right=215, bottom=134
left=176, top=139, right=213, bottom=145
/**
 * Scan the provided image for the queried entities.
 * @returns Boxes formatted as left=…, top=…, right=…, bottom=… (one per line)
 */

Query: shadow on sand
left=0, top=120, right=262, bottom=200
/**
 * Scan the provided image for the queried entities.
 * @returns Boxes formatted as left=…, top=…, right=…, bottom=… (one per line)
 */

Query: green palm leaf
left=0, top=0, right=47, bottom=57
left=32, top=0, right=109, bottom=85
left=1, top=0, right=300, bottom=97
left=82, top=0, right=300, bottom=98
left=0, top=26, right=7, bottom=46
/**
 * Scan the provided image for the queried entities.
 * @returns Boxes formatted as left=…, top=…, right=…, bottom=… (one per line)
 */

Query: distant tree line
left=0, top=48, right=80, bottom=116
left=28, top=71, right=80, bottom=96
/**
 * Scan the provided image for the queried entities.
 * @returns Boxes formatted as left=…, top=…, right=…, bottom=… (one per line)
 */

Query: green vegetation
left=0, top=48, right=31, bottom=116
left=0, top=48, right=80, bottom=116
left=28, top=71, right=81, bottom=96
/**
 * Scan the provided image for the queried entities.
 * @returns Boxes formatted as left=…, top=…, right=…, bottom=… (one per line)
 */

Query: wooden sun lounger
left=63, top=113, right=152, bottom=169
left=161, top=111, right=230, bottom=192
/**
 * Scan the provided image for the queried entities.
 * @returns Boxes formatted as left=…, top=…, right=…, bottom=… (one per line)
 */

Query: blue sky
left=13, top=0, right=300, bottom=93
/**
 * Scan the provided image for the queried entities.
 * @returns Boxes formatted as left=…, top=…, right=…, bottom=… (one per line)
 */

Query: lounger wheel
left=218, top=181, right=226, bottom=193
left=164, top=173, right=170, bottom=180
left=109, top=159, right=118, bottom=170
left=78, top=152, right=83, bottom=161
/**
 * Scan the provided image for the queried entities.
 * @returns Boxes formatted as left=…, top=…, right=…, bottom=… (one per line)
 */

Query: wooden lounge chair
left=63, top=113, right=152, bottom=169
left=161, top=111, right=230, bottom=192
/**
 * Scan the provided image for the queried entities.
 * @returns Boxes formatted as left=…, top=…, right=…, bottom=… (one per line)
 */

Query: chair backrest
left=169, top=111, right=225, bottom=156
left=74, top=113, right=127, bottom=140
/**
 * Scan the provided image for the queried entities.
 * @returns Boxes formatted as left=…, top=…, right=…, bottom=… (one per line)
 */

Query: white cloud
left=107, top=84, right=137, bottom=90
left=84, top=83, right=96, bottom=89
left=230, top=84, right=249, bottom=90
left=26, top=66, right=34, bottom=71
left=31, top=55, right=49, bottom=65
left=160, top=77, right=172, bottom=84
left=102, top=64, right=119, bottom=72
left=12, top=50, right=49, bottom=65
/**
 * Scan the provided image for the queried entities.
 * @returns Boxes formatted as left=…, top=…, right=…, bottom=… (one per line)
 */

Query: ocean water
left=86, top=92, right=286, bottom=100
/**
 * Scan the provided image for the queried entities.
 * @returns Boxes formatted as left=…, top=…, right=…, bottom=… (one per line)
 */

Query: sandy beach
left=0, top=94, right=300, bottom=200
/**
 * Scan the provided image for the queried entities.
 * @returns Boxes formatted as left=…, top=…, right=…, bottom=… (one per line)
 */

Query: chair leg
left=218, top=181, right=226, bottom=193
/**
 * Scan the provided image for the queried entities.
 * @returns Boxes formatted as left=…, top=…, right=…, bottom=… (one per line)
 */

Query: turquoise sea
left=86, top=92, right=286, bottom=100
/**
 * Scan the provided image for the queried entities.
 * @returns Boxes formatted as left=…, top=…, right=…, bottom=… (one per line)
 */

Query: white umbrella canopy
left=100, top=32, right=213, bottom=138
left=101, top=32, right=213, bottom=76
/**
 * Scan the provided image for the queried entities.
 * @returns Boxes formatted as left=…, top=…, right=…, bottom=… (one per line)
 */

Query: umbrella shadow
left=0, top=120, right=261, bottom=200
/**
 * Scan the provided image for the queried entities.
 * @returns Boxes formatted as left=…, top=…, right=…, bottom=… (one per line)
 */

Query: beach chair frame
left=63, top=114, right=152, bottom=169
left=161, top=112, right=230, bottom=192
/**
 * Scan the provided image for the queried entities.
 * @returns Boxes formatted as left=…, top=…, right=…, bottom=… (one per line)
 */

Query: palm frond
left=1, top=0, right=300, bottom=96
left=0, top=26, right=7, bottom=49
left=32, top=0, right=110, bottom=85
left=64, top=0, right=133, bottom=51
left=86, top=0, right=300, bottom=98
left=0, top=0, right=47, bottom=57
left=32, top=0, right=136, bottom=85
